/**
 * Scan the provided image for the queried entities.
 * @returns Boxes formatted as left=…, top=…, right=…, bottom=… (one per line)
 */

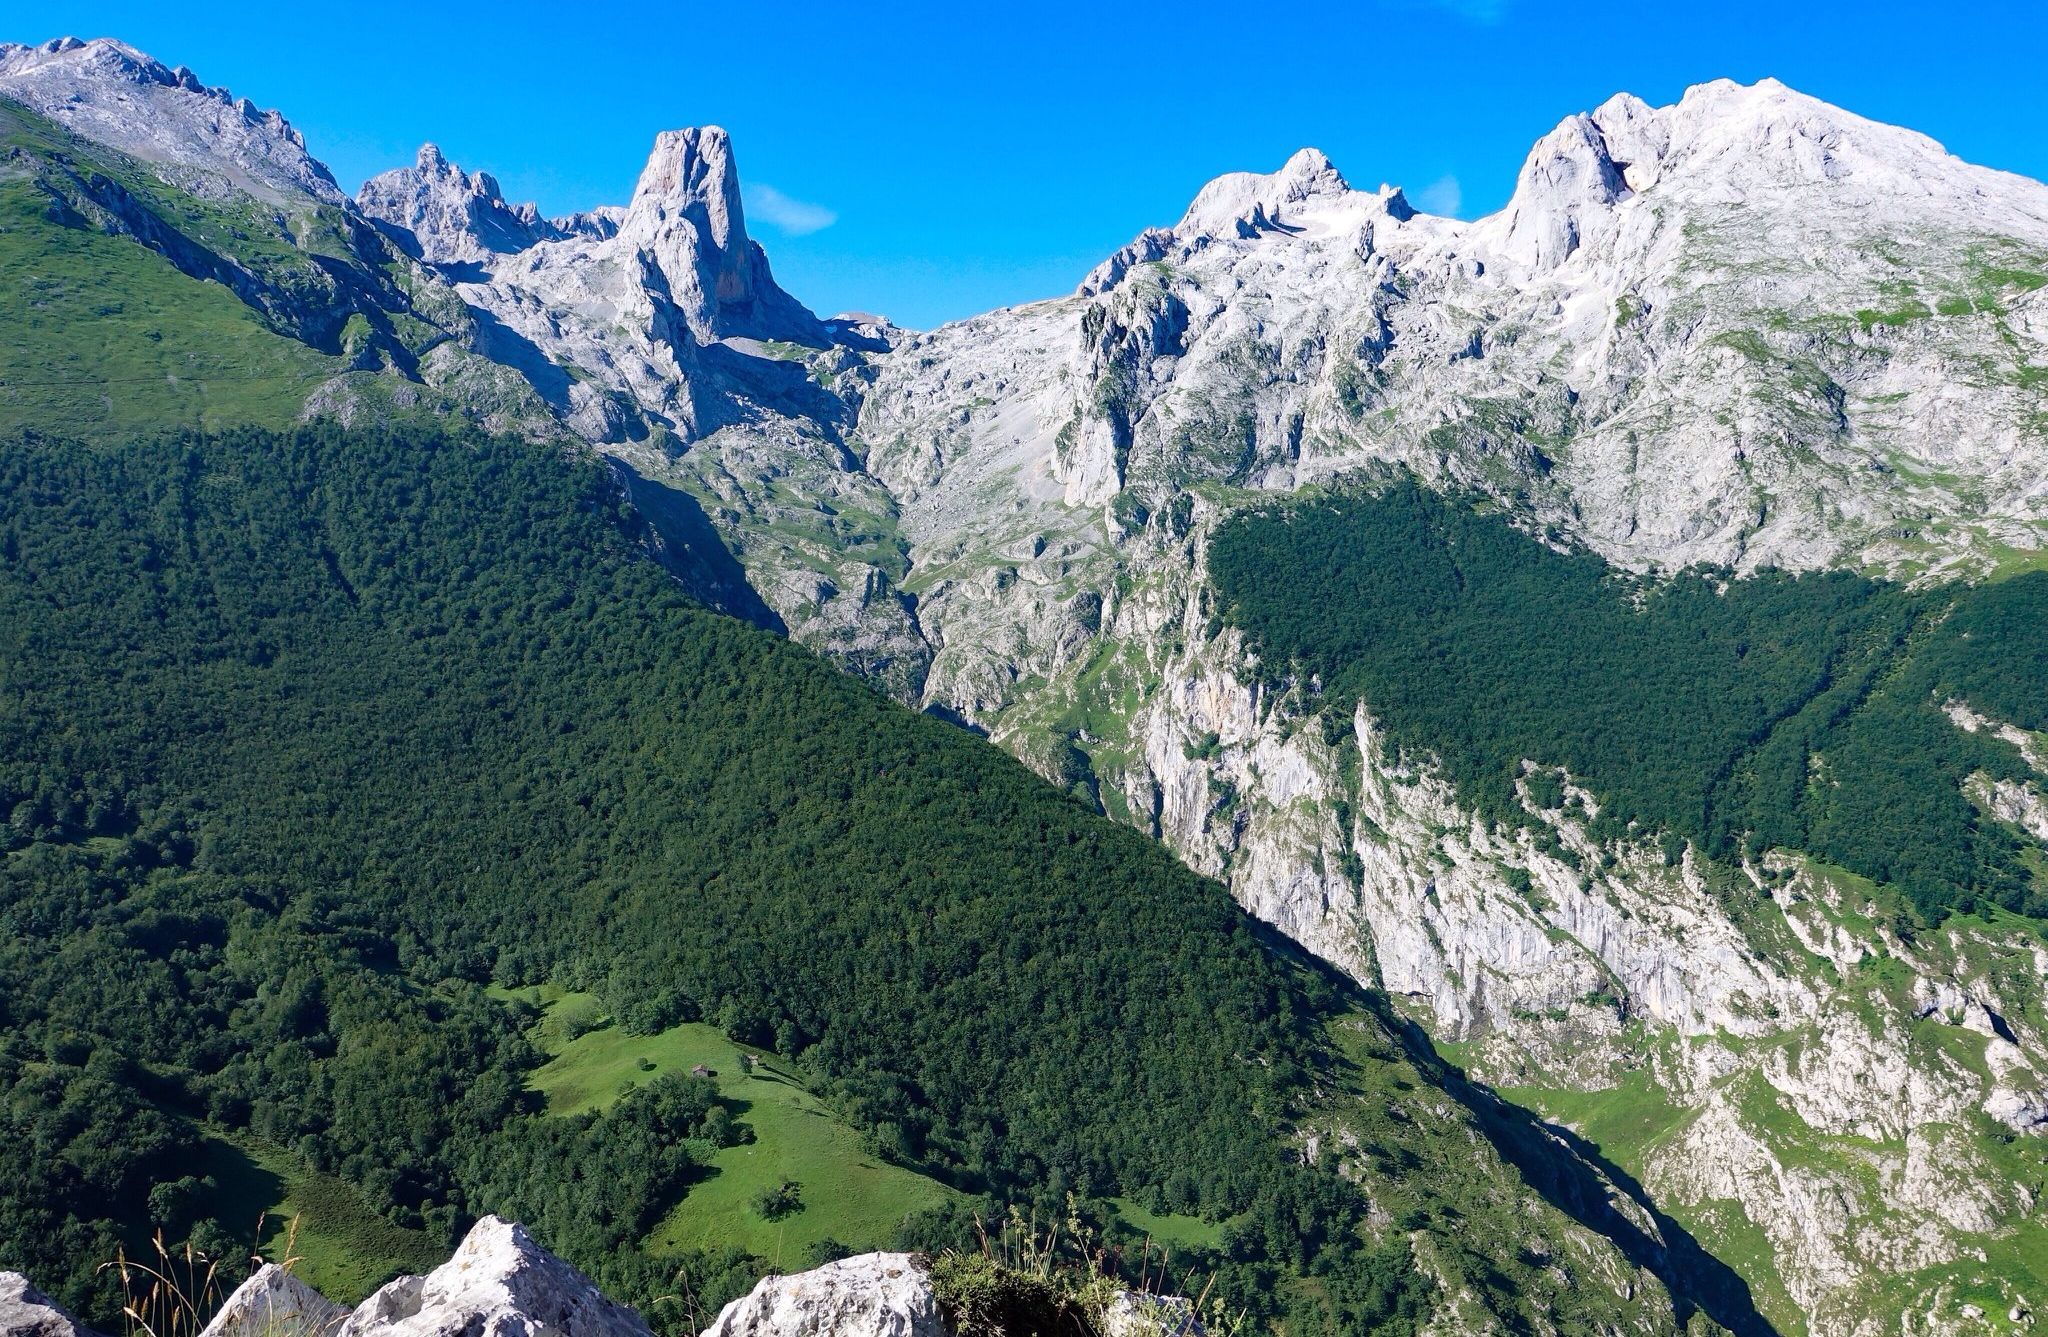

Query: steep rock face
left=411, top=130, right=929, bottom=686
left=757, top=79, right=2048, bottom=1336
left=0, top=39, right=922, bottom=691
left=1114, top=589, right=2048, bottom=1332
left=362, top=126, right=829, bottom=443
left=619, top=126, right=821, bottom=344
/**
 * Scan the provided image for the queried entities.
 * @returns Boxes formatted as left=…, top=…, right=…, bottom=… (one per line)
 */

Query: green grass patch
left=0, top=178, right=333, bottom=437
left=199, top=1133, right=441, bottom=1302
left=1490, top=1064, right=1695, bottom=1166
left=1104, top=1198, right=1225, bottom=1250
left=1855, top=301, right=1934, bottom=332
left=1976, top=267, right=2048, bottom=294
left=505, top=987, right=960, bottom=1271
left=1683, top=1200, right=1799, bottom=1335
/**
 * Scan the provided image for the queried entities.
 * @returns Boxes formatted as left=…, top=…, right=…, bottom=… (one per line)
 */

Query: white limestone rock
left=809, top=78, right=2048, bottom=1336
left=616, top=126, right=821, bottom=343
left=0, top=38, right=344, bottom=205
left=199, top=1264, right=347, bottom=1337
left=698, top=1254, right=944, bottom=1337
left=339, top=1217, right=649, bottom=1337
left=0, top=1274, right=102, bottom=1337
left=1175, top=146, right=1350, bottom=238
left=1098, top=1292, right=1200, bottom=1337
left=356, top=145, right=561, bottom=264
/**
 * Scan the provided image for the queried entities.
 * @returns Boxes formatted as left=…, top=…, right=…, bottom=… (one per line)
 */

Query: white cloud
left=745, top=184, right=837, bottom=236
left=1415, top=175, right=1463, bottom=218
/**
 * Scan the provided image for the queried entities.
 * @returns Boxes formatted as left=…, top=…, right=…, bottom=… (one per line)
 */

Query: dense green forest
left=0, top=426, right=1492, bottom=1336
left=1209, top=482, right=2048, bottom=921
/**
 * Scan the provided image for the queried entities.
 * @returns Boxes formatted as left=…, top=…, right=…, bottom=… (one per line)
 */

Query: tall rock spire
left=617, top=126, right=821, bottom=343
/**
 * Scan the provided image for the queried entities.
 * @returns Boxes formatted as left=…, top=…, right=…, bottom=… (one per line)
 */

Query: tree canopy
left=1209, top=482, right=2048, bottom=921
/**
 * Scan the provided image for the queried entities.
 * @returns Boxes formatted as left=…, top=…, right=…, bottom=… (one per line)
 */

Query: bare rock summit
left=0, top=37, right=343, bottom=205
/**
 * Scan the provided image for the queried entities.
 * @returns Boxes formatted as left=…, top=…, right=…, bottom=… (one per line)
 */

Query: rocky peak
left=1487, top=111, right=1631, bottom=273
left=614, top=125, right=822, bottom=343
left=625, top=127, right=748, bottom=256
left=1586, top=91, right=1670, bottom=193
left=1481, top=77, right=2048, bottom=272
left=356, top=142, right=556, bottom=264
left=0, top=37, right=343, bottom=205
left=549, top=205, right=625, bottom=242
left=1176, top=146, right=1352, bottom=237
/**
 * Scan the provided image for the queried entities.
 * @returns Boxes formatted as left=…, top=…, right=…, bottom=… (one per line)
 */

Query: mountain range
left=3, top=33, right=2048, bottom=1337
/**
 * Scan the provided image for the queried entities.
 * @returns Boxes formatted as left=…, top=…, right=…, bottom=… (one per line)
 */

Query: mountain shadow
left=1235, top=917, right=1779, bottom=1337
left=1382, top=1002, right=1780, bottom=1337
left=613, top=459, right=785, bottom=634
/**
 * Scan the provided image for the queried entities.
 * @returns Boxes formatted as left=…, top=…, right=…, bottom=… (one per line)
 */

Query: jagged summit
left=1176, top=145, right=1352, bottom=235
left=0, top=36, right=343, bottom=204
left=1078, top=147, right=1411, bottom=295
left=1479, top=75, right=2048, bottom=274
left=1099, top=77, right=2048, bottom=289
left=354, top=123, right=819, bottom=349
left=357, top=143, right=559, bottom=262
left=355, top=141, right=622, bottom=263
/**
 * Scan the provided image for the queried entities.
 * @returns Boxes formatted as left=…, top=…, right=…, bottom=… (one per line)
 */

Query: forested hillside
left=1210, top=482, right=2048, bottom=922
left=0, top=427, right=1710, bottom=1337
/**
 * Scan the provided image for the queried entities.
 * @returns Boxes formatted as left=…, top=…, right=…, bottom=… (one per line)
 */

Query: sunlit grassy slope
left=494, top=985, right=959, bottom=1268
left=199, top=1133, right=440, bottom=1302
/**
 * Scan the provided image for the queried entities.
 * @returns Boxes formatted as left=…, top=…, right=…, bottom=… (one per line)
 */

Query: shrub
left=751, top=1180, right=802, bottom=1221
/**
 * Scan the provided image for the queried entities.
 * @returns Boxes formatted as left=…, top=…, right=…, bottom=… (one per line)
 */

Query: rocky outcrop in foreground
left=0, top=1225, right=1197, bottom=1337
left=700, top=1254, right=945, bottom=1337
left=0, top=1219, right=648, bottom=1337
left=0, top=1275, right=99, bottom=1337
left=699, top=1253, right=1196, bottom=1337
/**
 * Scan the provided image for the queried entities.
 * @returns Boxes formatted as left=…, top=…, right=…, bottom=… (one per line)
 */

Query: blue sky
left=20, top=1, right=2048, bottom=328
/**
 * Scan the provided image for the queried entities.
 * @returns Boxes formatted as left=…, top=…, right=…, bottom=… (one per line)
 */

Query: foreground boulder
left=701, top=1252, right=1201, bottom=1337
left=0, top=1276, right=103, bottom=1337
left=11, top=1223, right=1200, bottom=1337
left=701, top=1254, right=945, bottom=1337
left=1098, top=1293, right=1199, bottom=1337
left=337, top=1217, right=649, bottom=1337
left=187, top=1217, right=646, bottom=1337
left=198, top=1264, right=347, bottom=1337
